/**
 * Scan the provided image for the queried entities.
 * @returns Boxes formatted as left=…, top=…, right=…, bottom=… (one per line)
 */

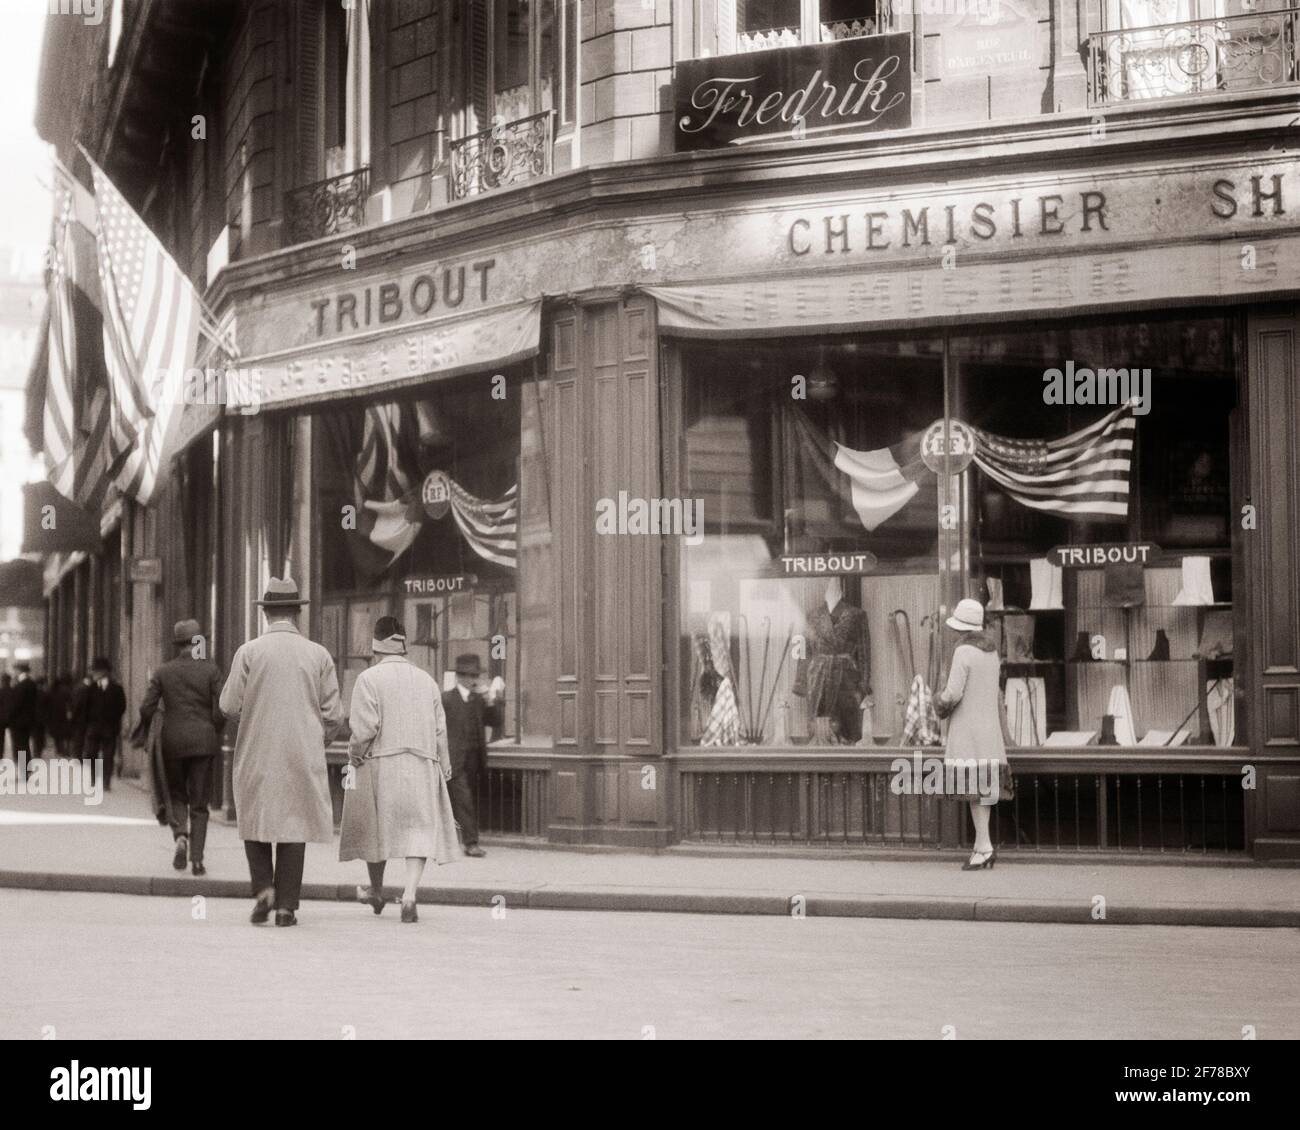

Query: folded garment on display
left=1029, top=559, right=1064, bottom=609
left=1173, top=556, right=1216, bottom=605
left=1104, top=562, right=1146, bottom=607
left=1005, top=677, right=1046, bottom=745
left=1207, top=677, right=1235, bottom=746
left=985, top=576, right=1004, bottom=611
left=1138, top=729, right=1192, bottom=746
left=1106, top=684, right=1138, bottom=745
left=1197, top=610, right=1234, bottom=659
left=1043, top=730, right=1097, bottom=746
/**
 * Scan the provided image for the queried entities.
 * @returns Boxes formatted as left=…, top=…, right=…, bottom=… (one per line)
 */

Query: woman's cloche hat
left=946, top=597, right=985, bottom=632
left=253, top=576, right=308, bottom=608
left=372, top=615, right=407, bottom=656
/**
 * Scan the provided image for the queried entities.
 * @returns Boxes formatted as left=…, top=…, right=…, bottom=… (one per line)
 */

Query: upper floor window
left=725, top=0, right=892, bottom=54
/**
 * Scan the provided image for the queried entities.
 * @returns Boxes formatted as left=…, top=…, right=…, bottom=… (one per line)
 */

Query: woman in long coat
left=933, top=598, right=1015, bottom=871
left=340, top=616, right=462, bottom=923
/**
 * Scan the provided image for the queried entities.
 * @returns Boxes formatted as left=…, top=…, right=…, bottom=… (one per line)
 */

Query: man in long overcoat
left=442, top=654, right=503, bottom=858
left=138, top=618, right=225, bottom=876
left=219, top=578, right=345, bottom=927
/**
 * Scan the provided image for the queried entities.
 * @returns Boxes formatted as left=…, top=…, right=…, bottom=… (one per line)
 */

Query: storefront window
left=677, top=313, right=1243, bottom=751
left=314, top=366, right=554, bottom=743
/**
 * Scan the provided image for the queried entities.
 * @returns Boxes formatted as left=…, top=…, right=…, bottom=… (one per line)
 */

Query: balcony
left=736, top=6, right=888, bottom=52
left=449, top=111, right=554, bottom=201
left=1088, top=8, right=1300, bottom=106
left=283, top=166, right=370, bottom=246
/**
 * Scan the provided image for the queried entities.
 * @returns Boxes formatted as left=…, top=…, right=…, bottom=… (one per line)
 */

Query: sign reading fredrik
left=674, top=34, right=912, bottom=151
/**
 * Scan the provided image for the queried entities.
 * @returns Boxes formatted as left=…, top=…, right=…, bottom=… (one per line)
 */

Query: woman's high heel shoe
left=356, top=885, right=388, bottom=915
left=961, top=850, right=996, bottom=871
left=400, top=900, right=418, bottom=924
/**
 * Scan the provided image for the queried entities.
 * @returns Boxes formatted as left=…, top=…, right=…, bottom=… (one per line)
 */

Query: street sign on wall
left=674, top=34, right=913, bottom=151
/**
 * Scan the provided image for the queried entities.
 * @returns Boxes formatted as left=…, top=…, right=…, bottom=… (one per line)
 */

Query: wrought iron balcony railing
left=449, top=110, right=554, bottom=201
left=283, top=166, right=369, bottom=245
left=1088, top=8, right=1300, bottom=106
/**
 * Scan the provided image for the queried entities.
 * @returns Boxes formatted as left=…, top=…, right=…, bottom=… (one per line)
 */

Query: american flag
left=448, top=480, right=518, bottom=569
left=970, top=401, right=1137, bottom=520
left=44, top=161, right=115, bottom=514
left=87, top=152, right=203, bottom=505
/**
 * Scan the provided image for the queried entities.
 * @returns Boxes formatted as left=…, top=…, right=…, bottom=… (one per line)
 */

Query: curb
left=1, top=869, right=1297, bottom=927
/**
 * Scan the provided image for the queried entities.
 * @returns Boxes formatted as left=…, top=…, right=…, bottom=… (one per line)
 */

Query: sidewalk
left=0, top=777, right=1296, bottom=926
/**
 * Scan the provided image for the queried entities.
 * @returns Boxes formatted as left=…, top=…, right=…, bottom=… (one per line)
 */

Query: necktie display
left=1004, top=677, right=1046, bottom=745
left=1106, top=684, right=1138, bottom=745
left=1029, top=559, right=1063, bottom=610
left=1206, top=678, right=1235, bottom=746
left=1147, top=629, right=1171, bottom=661
left=1173, top=556, right=1216, bottom=605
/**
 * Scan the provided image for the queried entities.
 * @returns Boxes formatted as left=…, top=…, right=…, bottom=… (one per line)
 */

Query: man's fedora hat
left=455, top=653, right=483, bottom=676
left=254, top=576, right=308, bottom=608
left=173, top=618, right=202, bottom=645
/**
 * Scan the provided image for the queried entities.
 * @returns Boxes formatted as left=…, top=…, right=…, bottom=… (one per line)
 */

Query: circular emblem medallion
left=421, top=470, right=452, bottom=519
left=920, top=419, right=977, bottom=475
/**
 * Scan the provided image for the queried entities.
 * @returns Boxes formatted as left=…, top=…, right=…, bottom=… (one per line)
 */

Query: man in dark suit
left=7, top=663, right=39, bottom=779
left=81, top=657, right=127, bottom=791
left=441, top=654, right=503, bottom=858
left=138, top=620, right=225, bottom=876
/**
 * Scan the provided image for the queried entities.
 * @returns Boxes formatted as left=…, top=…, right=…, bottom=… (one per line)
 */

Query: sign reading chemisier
left=674, top=34, right=912, bottom=151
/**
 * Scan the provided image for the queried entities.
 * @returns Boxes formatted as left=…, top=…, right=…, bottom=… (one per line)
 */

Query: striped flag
left=970, top=401, right=1136, bottom=520
left=87, top=152, right=203, bottom=505
left=44, top=162, right=115, bottom=514
left=448, top=480, right=518, bottom=569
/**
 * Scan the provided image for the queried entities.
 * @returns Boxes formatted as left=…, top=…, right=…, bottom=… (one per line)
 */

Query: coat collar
left=264, top=621, right=301, bottom=636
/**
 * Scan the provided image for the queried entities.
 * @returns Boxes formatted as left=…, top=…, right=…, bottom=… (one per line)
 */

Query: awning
left=235, top=299, right=543, bottom=411
left=644, top=235, right=1300, bottom=337
left=21, top=481, right=102, bottom=554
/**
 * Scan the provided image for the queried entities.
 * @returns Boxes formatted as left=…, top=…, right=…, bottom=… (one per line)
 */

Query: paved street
left=2, top=889, right=1297, bottom=1039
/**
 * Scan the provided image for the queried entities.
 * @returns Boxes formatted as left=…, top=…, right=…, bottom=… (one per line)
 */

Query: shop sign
left=939, top=2, right=1039, bottom=79
left=920, top=419, right=977, bottom=474
left=421, top=471, right=452, bottom=519
left=128, top=557, right=163, bottom=585
left=1049, top=543, right=1158, bottom=568
left=780, top=552, right=878, bottom=576
left=402, top=574, right=477, bottom=595
left=673, top=34, right=912, bottom=152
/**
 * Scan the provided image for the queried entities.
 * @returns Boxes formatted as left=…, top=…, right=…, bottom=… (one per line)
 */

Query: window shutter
left=469, top=0, right=491, bottom=132
left=295, top=0, right=324, bottom=184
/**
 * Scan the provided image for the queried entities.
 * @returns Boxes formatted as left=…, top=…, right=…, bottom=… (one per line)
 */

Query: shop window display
left=677, top=312, right=1242, bottom=750
left=314, top=367, right=555, bottom=743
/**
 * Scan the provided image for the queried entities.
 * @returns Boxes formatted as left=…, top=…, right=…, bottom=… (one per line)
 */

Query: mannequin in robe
left=800, top=577, right=871, bottom=743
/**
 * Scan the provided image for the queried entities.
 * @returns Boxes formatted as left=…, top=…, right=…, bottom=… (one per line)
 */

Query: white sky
left=0, top=0, right=54, bottom=264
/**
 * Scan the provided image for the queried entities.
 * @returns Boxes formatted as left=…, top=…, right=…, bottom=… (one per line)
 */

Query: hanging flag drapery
left=968, top=400, right=1136, bottom=521
left=44, top=160, right=115, bottom=515
left=448, top=480, right=518, bottom=569
left=85, top=149, right=209, bottom=506
left=352, top=398, right=518, bottom=569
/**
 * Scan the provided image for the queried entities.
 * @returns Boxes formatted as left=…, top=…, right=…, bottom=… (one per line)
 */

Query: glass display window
left=312, top=363, right=555, bottom=743
left=675, top=311, right=1244, bottom=751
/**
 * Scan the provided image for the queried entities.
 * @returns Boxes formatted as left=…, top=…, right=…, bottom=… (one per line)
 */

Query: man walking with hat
left=220, top=578, right=345, bottom=926
left=82, top=658, right=127, bottom=791
left=442, top=654, right=503, bottom=858
left=7, top=662, right=39, bottom=779
left=137, top=619, right=225, bottom=876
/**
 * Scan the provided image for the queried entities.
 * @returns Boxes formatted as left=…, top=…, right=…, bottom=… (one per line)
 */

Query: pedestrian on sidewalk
left=48, top=675, right=72, bottom=758
left=81, top=658, right=126, bottom=791
left=137, top=619, right=225, bottom=877
left=69, top=672, right=93, bottom=759
left=933, top=598, right=1015, bottom=872
left=442, top=654, right=503, bottom=858
left=340, top=616, right=462, bottom=924
left=219, top=577, right=345, bottom=928
left=31, top=676, right=50, bottom=760
left=7, top=663, right=38, bottom=777
left=0, top=673, right=11, bottom=759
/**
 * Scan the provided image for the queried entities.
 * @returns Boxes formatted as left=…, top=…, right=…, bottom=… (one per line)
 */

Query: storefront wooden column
left=1245, top=303, right=1300, bottom=860
left=545, top=297, right=671, bottom=846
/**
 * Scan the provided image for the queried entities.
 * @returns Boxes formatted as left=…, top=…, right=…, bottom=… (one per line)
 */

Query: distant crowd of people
left=0, top=659, right=127, bottom=787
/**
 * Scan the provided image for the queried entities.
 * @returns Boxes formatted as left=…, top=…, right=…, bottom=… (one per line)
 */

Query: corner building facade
left=40, top=0, right=1300, bottom=857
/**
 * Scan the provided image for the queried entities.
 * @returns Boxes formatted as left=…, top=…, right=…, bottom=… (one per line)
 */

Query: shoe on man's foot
left=464, top=845, right=486, bottom=858
left=250, top=888, right=274, bottom=925
left=191, top=861, right=206, bottom=877
left=275, top=910, right=297, bottom=928
left=172, top=836, right=188, bottom=871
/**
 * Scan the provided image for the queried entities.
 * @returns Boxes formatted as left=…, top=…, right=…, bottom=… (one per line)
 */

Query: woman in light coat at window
left=339, top=616, right=462, bottom=923
left=933, top=598, right=1015, bottom=871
